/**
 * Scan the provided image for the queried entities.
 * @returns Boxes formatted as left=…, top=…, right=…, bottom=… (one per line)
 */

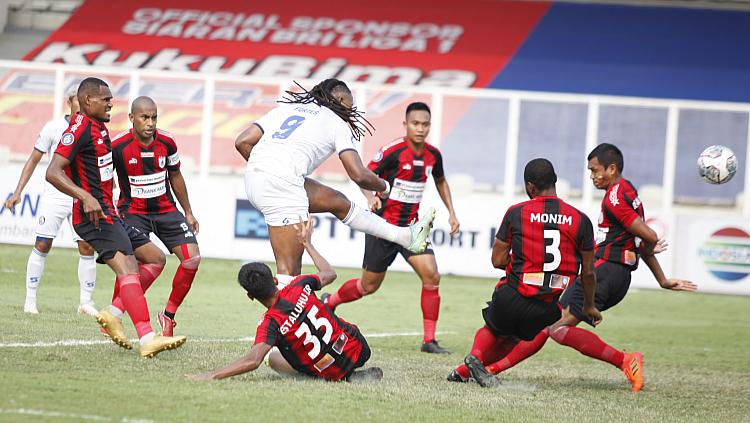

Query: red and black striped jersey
left=254, top=275, right=367, bottom=381
left=596, top=178, right=644, bottom=270
left=111, top=129, right=180, bottom=215
left=496, top=196, right=594, bottom=302
left=53, top=112, right=116, bottom=226
left=368, top=137, right=444, bottom=226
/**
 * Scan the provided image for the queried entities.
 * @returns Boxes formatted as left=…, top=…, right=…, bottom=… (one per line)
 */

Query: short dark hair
left=524, top=158, right=557, bottom=191
left=238, top=262, right=277, bottom=301
left=405, top=102, right=430, bottom=117
left=588, top=143, right=624, bottom=173
left=77, top=77, right=109, bottom=98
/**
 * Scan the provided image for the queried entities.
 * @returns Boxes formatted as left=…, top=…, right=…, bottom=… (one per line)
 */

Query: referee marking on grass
left=0, top=331, right=452, bottom=348
left=0, top=408, right=154, bottom=422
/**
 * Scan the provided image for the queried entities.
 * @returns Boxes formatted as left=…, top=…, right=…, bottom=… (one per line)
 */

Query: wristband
left=380, top=180, right=391, bottom=199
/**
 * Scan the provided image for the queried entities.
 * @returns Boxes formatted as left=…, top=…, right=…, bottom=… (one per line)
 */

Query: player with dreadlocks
left=235, top=79, right=435, bottom=289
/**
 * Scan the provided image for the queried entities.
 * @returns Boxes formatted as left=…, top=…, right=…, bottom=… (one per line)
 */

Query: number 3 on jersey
left=272, top=115, right=305, bottom=140
left=543, top=229, right=562, bottom=272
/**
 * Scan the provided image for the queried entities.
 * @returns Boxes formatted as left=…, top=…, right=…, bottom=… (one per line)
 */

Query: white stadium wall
left=2, top=163, right=749, bottom=296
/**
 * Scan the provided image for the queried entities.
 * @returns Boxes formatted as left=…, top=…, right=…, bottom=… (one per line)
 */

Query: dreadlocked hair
left=279, top=79, right=374, bottom=142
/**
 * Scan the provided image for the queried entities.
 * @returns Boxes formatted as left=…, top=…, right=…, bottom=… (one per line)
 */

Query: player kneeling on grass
left=186, top=218, right=382, bottom=383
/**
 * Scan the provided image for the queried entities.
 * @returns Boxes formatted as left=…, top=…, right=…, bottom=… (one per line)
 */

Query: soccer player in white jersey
left=235, top=79, right=435, bottom=288
left=4, top=88, right=98, bottom=315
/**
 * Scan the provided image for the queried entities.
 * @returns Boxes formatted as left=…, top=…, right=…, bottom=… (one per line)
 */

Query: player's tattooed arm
left=491, top=239, right=511, bottom=269
left=168, top=169, right=199, bottom=233
left=46, top=154, right=105, bottom=228
left=186, top=342, right=273, bottom=380
left=5, top=149, right=44, bottom=211
left=234, top=123, right=263, bottom=161
left=295, top=217, right=337, bottom=286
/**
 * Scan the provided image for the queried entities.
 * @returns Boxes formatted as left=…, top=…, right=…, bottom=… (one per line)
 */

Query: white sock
left=25, top=248, right=47, bottom=304
left=341, top=203, right=410, bottom=247
left=108, top=305, right=125, bottom=318
left=140, top=331, right=155, bottom=344
left=276, top=274, right=294, bottom=290
left=78, top=255, right=96, bottom=305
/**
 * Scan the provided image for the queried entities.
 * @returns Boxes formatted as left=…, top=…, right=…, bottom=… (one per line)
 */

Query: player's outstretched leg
left=486, top=327, right=550, bottom=375
left=347, top=367, right=384, bottom=383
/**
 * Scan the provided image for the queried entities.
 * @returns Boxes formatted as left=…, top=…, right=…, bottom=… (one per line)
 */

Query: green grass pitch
left=0, top=243, right=748, bottom=422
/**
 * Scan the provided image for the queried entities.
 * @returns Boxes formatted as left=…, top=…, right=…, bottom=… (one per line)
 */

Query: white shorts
left=244, top=170, right=308, bottom=226
left=35, top=195, right=81, bottom=242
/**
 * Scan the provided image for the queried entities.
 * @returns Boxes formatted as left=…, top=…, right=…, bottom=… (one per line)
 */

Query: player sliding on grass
left=449, top=159, right=602, bottom=387
left=187, top=218, right=382, bottom=382
left=46, top=77, right=186, bottom=358
left=466, top=144, right=698, bottom=391
left=322, top=102, right=459, bottom=354
left=235, top=79, right=435, bottom=289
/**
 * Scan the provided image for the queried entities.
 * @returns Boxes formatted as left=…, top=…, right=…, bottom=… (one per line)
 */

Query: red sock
left=327, top=278, right=365, bottom=308
left=116, top=274, right=152, bottom=338
left=455, top=326, right=506, bottom=379
left=111, top=263, right=163, bottom=311
left=486, top=328, right=550, bottom=375
left=421, top=285, right=440, bottom=343
left=165, top=256, right=200, bottom=315
left=550, top=326, right=625, bottom=367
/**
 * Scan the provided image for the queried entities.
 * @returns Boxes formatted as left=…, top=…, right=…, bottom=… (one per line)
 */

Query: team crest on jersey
left=60, top=133, right=74, bottom=146
left=608, top=185, right=620, bottom=206
left=402, top=163, right=412, bottom=170
left=38, top=216, right=45, bottom=225
left=158, top=156, right=166, bottom=168
left=373, top=150, right=383, bottom=163
left=128, top=158, right=138, bottom=165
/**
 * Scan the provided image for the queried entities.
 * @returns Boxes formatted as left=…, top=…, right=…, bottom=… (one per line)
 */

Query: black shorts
left=74, top=218, right=150, bottom=264
left=362, top=233, right=434, bottom=273
left=123, top=211, right=197, bottom=252
left=482, top=283, right=562, bottom=341
left=560, top=260, right=632, bottom=326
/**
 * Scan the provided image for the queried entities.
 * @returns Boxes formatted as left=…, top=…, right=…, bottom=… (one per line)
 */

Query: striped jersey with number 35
left=254, top=275, right=367, bottom=381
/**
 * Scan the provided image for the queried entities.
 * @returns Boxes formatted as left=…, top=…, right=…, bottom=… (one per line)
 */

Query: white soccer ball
left=697, top=145, right=738, bottom=185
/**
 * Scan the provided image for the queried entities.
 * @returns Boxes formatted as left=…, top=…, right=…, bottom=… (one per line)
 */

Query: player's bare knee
left=422, top=272, right=440, bottom=287
left=34, top=238, right=52, bottom=253
left=182, top=254, right=201, bottom=270
left=77, top=241, right=95, bottom=256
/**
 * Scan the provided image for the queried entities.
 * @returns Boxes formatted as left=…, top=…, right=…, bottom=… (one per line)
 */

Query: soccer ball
left=697, top=145, right=738, bottom=184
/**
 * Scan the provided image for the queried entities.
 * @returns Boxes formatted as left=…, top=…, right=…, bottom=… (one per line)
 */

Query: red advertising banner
left=23, top=0, right=550, bottom=88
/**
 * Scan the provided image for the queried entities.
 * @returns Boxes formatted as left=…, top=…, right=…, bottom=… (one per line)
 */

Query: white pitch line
left=0, top=408, right=155, bottom=422
left=0, top=331, right=451, bottom=348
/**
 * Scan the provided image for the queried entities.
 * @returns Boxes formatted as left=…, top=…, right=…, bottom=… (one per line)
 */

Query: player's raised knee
left=182, top=254, right=201, bottom=270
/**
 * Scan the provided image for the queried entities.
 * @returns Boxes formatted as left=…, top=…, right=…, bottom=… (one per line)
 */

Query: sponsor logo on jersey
left=60, top=133, right=74, bottom=146
left=141, top=151, right=154, bottom=158
left=698, top=227, right=750, bottom=282
left=413, top=160, right=424, bottom=166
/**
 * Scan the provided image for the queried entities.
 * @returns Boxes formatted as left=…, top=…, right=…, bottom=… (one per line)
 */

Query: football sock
left=139, top=331, right=155, bottom=345
left=549, top=325, right=625, bottom=367
left=25, top=248, right=47, bottom=302
left=165, top=255, right=200, bottom=316
left=117, top=273, right=152, bottom=338
left=327, top=278, right=365, bottom=308
left=111, top=263, right=164, bottom=312
left=341, top=202, right=411, bottom=248
left=77, top=255, right=96, bottom=305
left=421, top=284, right=440, bottom=343
left=487, top=327, right=550, bottom=375
left=276, top=274, right=294, bottom=289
